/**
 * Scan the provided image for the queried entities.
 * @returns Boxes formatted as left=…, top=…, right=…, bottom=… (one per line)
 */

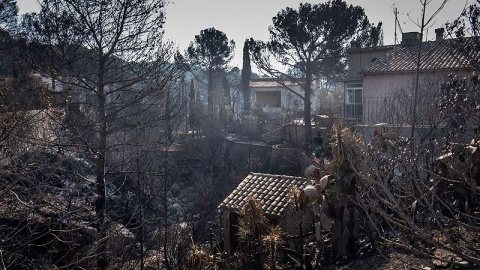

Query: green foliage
left=241, top=39, right=252, bottom=112
left=187, top=27, right=235, bottom=112
left=260, top=1, right=370, bottom=76
left=350, top=22, right=383, bottom=48
left=251, top=0, right=372, bottom=147
left=187, top=27, right=235, bottom=71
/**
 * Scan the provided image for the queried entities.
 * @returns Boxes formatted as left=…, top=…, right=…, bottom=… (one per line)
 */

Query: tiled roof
left=348, top=45, right=395, bottom=53
left=219, top=173, right=307, bottom=218
left=360, top=38, right=480, bottom=74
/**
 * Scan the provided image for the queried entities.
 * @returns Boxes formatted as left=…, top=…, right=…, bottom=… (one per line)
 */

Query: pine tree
left=187, top=28, right=235, bottom=113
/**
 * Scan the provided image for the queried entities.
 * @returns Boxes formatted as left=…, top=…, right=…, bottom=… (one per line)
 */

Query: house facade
left=250, top=78, right=321, bottom=114
left=344, top=28, right=478, bottom=126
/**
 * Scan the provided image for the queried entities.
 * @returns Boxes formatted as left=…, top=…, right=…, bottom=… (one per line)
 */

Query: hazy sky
left=18, top=0, right=475, bottom=67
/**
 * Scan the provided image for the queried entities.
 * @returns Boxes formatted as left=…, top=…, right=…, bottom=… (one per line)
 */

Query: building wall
left=252, top=84, right=321, bottom=113
left=363, top=70, right=473, bottom=97
left=281, top=86, right=305, bottom=112
left=279, top=210, right=314, bottom=252
left=363, top=72, right=414, bottom=98
left=347, top=50, right=390, bottom=80
left=222, top=210, right=231, bottom=255
left=360, top=70, right=474, bottom=124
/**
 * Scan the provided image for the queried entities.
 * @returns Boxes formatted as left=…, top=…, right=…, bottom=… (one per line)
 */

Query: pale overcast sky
left=18, top=0, right=475, bottom=67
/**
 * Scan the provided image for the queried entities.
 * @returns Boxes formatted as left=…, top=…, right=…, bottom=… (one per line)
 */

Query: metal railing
left=348, top=96, right=414, bottom=125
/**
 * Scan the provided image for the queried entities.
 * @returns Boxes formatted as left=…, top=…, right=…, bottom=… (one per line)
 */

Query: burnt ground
left=333, top=247, right=435, bottom=270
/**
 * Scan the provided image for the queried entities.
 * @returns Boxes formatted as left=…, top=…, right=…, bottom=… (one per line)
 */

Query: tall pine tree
left=187, top=28, right=235, bottom=113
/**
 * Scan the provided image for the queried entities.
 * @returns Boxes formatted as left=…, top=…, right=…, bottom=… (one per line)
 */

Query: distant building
left=344, top=28, right=478, bottom=125
left=250, top=78, right=321, bottom=114
left=219, top=172, right=309, bottom=255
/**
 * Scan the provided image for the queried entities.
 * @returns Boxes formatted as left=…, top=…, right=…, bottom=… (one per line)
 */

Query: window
left=345, top=83, right=363, bottom=118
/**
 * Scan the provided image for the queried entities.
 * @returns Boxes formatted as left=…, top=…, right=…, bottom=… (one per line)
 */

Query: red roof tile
left=360, top=38, right=480, bottom=74
left=218, top=173, right=307, bottom=218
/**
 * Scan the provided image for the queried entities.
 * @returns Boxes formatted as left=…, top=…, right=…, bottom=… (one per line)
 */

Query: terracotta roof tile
left=348, top=45, right=396, bottom=53
left=360, top=38, right=480, bottom=74
left=218, top=172, right=307, bottom=218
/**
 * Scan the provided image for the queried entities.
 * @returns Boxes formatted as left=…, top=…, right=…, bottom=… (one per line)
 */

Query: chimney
left=435, top=28, right=444, bottom=41
left=401, top=32, right=421, bottom=46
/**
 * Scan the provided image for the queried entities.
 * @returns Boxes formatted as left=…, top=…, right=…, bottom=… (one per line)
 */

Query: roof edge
left=360, top=67, right=476, bottom=75
left=348, top=45, right=396, bottom=53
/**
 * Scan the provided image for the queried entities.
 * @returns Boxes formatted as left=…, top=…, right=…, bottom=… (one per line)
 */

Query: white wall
left=252, top=83, right=321, bottom=113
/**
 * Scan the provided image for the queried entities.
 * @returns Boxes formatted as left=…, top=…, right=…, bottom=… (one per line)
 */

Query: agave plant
left=261, top=225, right=285, bottom=270
left=236, top=197, right=269, bottom=268
left=238, top=197, right=268, bottom=244
left=188, top=243, right=227, bottom=270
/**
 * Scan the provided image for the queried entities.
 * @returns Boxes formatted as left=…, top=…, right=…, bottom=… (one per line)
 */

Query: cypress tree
left=241, top=39, right=252, bottom=112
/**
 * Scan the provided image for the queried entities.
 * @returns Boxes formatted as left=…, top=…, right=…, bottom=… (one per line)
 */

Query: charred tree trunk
left=304, top=71, right=313, bottom=151
left=96, top=58, right=108, bottom=270
left=270, top=241, right=276, bottom=270
left=189, top=80, right=195, bottom=134
left=208, top=66, right=214, bottom=113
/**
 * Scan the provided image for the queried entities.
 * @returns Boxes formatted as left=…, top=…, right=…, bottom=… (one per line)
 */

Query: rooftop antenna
left=394, top=5, right=398, bottom=44
left=392, top=5, right=404, bottom=44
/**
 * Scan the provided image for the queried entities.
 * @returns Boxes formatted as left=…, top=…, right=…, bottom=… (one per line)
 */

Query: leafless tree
left=407, top=0, right=448, bottom=141
left=22, top=0, right=186, bottom=268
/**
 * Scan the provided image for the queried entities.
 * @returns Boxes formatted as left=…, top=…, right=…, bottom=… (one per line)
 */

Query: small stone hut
left=218, top=172, right=308, bottom=255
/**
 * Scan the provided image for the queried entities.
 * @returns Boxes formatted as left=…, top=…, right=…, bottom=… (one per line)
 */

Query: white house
left=249, top=78, right=321, bottom=114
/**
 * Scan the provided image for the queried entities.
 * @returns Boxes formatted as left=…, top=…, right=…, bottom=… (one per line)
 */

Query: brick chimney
left=435, top=28, right=444, bottom=41
left=401, top=32, right=421, bottom=46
